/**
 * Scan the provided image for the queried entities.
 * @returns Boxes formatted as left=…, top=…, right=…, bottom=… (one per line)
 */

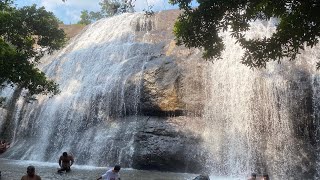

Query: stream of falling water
left=202, top=19, right=320, bottom=179
left=0, top=13, right=155, bottom=168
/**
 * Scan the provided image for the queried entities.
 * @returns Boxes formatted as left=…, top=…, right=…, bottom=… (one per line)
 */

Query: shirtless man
left=21, top=166, right=41, bottom=180
left=57, top=152, right=74, bottom=173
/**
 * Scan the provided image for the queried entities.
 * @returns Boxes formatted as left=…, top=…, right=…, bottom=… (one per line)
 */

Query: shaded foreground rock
left=132, top=116, right=206, bottom=173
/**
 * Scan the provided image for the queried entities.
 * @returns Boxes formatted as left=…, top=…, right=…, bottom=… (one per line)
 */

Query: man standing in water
left=21, top=166, right=41, bottom=180
left=97, top=165, right=121, bottom=180
left=57, top=152, right=74, bottom=173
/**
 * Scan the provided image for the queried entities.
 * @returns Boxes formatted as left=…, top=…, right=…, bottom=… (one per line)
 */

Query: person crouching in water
left=97, top=165, right=121, bottom=180
left=57, top=152, right=74, bottom=173
left=21, top=166, right=41, bottom=180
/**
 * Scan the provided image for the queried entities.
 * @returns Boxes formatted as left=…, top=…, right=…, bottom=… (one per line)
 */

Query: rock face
left=126, top=11, right=208, bottom=172
left=141, top=58, right=184, bottom=116
left=132, top=116, right=205, bottom=173
left=134, top=10, right=206, bottom=117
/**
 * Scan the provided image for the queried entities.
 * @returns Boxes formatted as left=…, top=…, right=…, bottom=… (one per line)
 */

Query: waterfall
left=0, top=10, right=320, bottom=179
left=202, top=20, right=320, bottom=179
left=0, top=13, right=155, bottom=167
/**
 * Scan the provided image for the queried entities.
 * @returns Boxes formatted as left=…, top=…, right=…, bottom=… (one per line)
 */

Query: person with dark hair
left=57, top=152, right=74, bottom=173
left=248, top=173, right=256, bottom=180
left=193, top=174, right=210, bottom=180
left=21, top=166, right=41, bottom=180
left=0, top=140, right=10, bottom=154
left=97, top=165, right=121, bottom=180
left=262, top=174, right=269, bottom=180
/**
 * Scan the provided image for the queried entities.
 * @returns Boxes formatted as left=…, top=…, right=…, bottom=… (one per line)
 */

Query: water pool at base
left=0, top=158, right=243, bottom=180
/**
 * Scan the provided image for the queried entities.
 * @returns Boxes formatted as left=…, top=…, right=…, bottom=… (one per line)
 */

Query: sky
left=14, top=0, right=198, bottom=24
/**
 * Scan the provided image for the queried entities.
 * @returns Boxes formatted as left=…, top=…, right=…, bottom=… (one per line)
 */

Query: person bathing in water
left=57, top=152, right=74, bottom=173
left=97, top=165, right=121, bottom=180
left=21, top=166, right=41, bottom=180
left=248, top=173, right=257, bottom=180
left=247, top=173, right=269, bottom=180
left=0, top=140, right=10, bottom=153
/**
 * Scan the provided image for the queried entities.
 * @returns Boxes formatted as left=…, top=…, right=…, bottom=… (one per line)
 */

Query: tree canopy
left=0, top=0, right=66, bottom=96
left=169, top=0, right=320, bottom=68
left=101, top=0, right=135, bottom=15
left=78, top=10, right=92, bottom=25
left=78, top=0, right=135, bottom=25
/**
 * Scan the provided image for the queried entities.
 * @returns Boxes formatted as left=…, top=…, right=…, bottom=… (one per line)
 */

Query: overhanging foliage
left=170, top=0, right=320, bottom=68
left=0, top=0, right=65, bottom=96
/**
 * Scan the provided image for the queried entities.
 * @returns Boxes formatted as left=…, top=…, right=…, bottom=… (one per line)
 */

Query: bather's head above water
left=27, top=165, right=35, bottom=176
left=63, top=152, right=68, bottom=157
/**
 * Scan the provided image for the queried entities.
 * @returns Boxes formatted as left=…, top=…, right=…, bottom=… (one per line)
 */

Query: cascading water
left=202, top=20, right=320, bottom=179
left=0, top=10, right=319, bottom=180
left=0, top=13, right=155, bottom=167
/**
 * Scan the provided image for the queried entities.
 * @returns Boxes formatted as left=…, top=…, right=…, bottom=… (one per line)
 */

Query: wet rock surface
left=132, top=116, right=205, bottom=173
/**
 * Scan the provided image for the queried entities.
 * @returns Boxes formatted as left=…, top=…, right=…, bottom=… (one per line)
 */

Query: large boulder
left=133, top=10, right=206, bottom=116
left=132, top=116, right=206, bottom=173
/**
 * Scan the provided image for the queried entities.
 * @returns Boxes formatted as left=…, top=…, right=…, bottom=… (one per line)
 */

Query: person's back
left=21, top=174, right=41, bottom=180
left=21, top=166, right=41, bottom=180
left=102, top=169, right=119, bottom=180
left=97, top=165, right=121, bottom=180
